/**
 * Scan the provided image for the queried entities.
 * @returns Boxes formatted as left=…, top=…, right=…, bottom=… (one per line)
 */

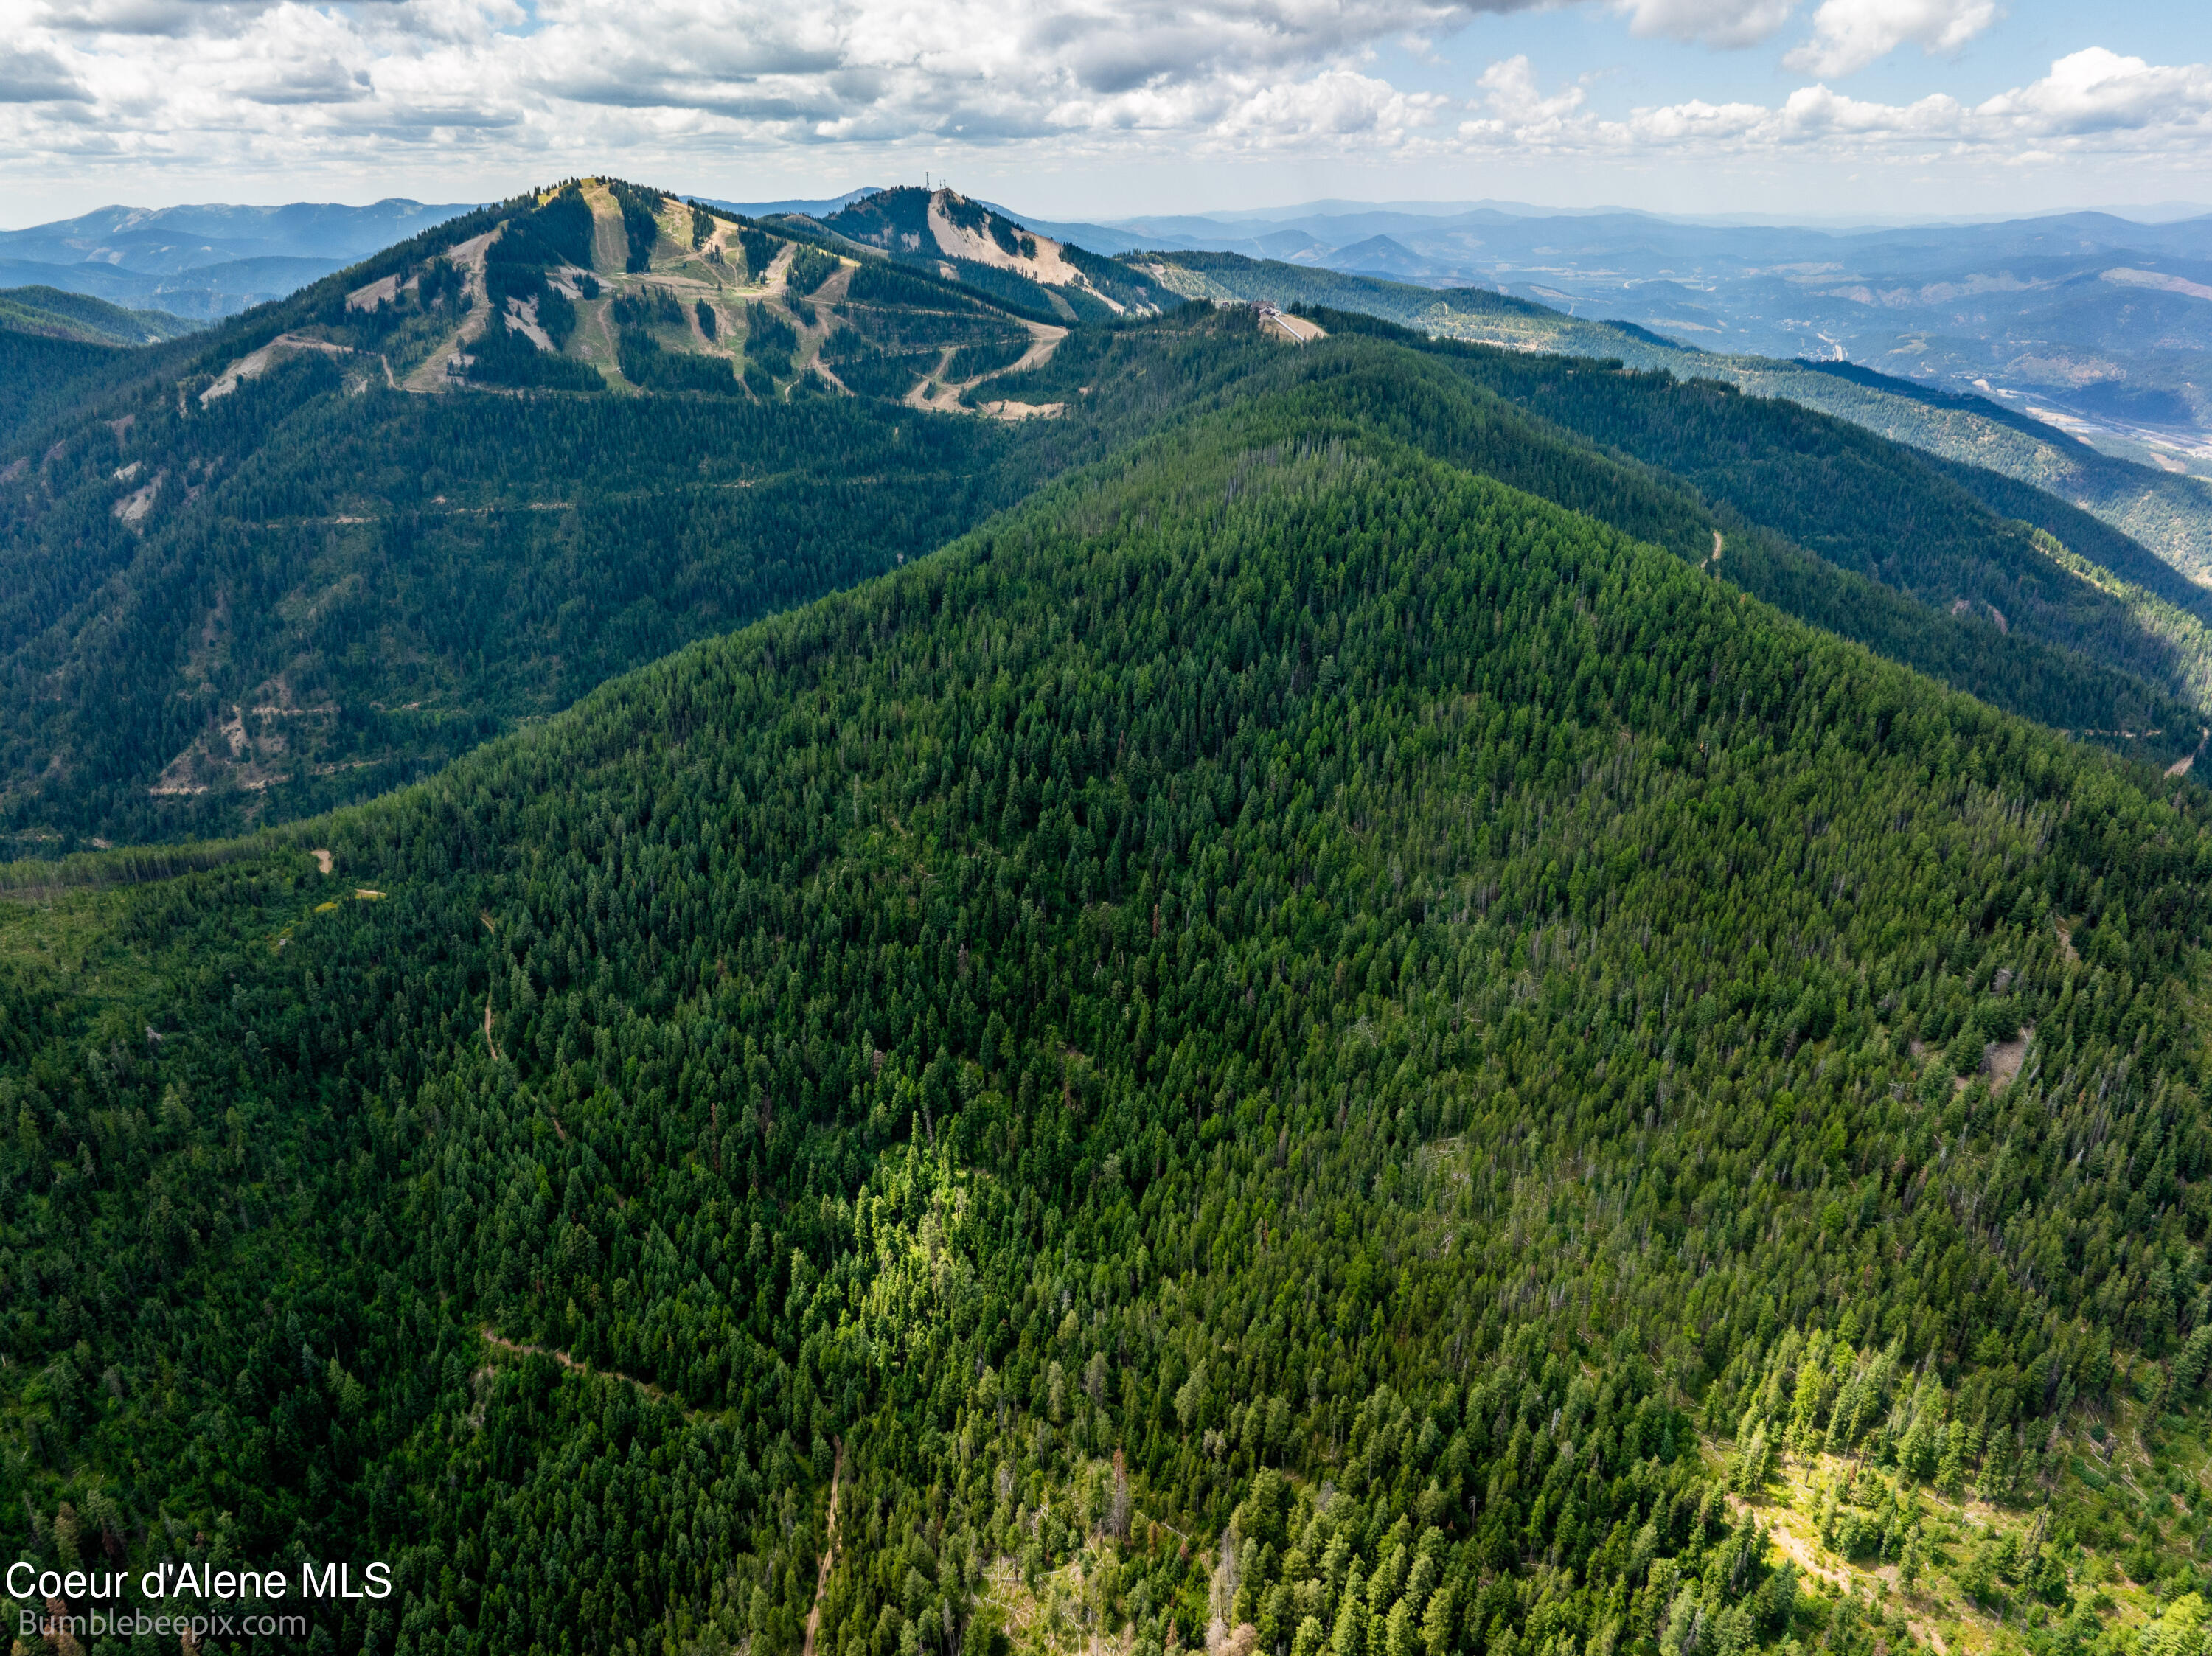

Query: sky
left=1, top=0, right=2208, bottom=226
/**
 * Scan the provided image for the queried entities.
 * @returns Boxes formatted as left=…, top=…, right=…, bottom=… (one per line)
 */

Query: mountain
left=0, top=200, right=482, bottom=273
left=1325, top=236, right=1437, bottom=281
left=1124, top=248, right=2212, bottom=588
left=0, top=180, right=1186, bottom=850
left=0, top=287, right=198, bottom=443
left=17, top=187, right=2212, bottom=472
left=0, top=285, right=199, bottom=345
left=701, top=187, right=888, bottom=218
left=7, top=181, right=2212, bottom=860
left=6, top=363, right=2212, bottom=1656
left=815, top=186, right=1176, bottom=319
left=0, top=198, right=479, bottom=318
left=0, top=254, right=349, bottom=320
left=1088, top=203, right=2212, bottom=468
left=1010, top=300, right=2212, bottom=748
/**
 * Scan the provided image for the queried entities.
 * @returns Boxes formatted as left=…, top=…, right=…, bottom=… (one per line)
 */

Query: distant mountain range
left=7, top=189, right=2211, bottom=467
left=0, top=198, right=477, bottom=317
left=1012, top=201, right=2212, bottom=467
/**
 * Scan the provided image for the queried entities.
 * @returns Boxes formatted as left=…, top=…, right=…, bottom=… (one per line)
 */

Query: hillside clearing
left=201, top=333, right=355, bottom=403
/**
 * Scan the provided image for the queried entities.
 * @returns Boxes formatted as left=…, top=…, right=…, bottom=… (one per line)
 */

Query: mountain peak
left=821, top=187, right=1133, bottom=313
left=161, top=177, right=1177, bottom=420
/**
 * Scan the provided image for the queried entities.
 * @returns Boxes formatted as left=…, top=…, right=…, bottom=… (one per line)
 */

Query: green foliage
left=1380, top=319, right=2212, bottom=725
left=821, top=191, right=1176, bottom=317
left=0, top=284, right=198, bottom=347
left=612, top=287, right=735, bottom=392
left=497, top=187, right=597, bottom=272
left=1008, top=314, right=2202, bottom=760
left=824, top=345, right=939, bottom=400
left=1133, top=251, right=1559, bottom=332
left=1054, top=241, right=1179, bottom=313
left=617, top=328, right=739, bottom=394
left=468, top=319, right=602, bottom=392
left=947, top=335, right=1033, bottom=381
left=737, top=227, right=776, bottom=280
left=484, top=188, right=595, bottom=310
left=745, top=305, right=801, bottom=379
left=7, top=393, right=2212, bottom=1656
left=846, top=261, right=995, bottom=316
left=936, top=190, right=995, bottom=243
left=5, top=185, right=2210, bottom=922
left=612, top=288, right=686, bottom=330
left=6, top=294, right=2205, bottom=860
left=823, top=187, right=936, bottom=251
left=1160, top=251, right=2212, bottom=589
left=787, top=247, right=843, bottom=297
left=942, top=256, right=1068, bottom=322
left=418, top=258, right=466, bottom=312
left=607, top=179, right=667, bottom=274
left=0, top=372, right=1012, bottom=844
left=536, top=288, right=578, bottom=349
left=0, top=324, right=130, bottom=439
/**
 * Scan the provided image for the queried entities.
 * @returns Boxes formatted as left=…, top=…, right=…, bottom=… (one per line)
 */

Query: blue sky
left=1438, top=0, right=2211, bottom=119
left=2, top=0, right=2207, bottom=226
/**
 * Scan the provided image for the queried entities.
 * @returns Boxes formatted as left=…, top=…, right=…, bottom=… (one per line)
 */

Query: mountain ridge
left=6, top=375, right=2212, bottom=1656
left=4, top=177, right=2211, bottom=869
left=0, top=197, right=479, bottom=317
left=0, top=283, right=198, bottom=345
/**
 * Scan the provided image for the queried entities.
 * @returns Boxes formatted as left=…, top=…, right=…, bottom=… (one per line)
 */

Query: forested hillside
left=1123, top=250, right=2212, bottom=588
left=817, top=187, right=1177, bottom=320
left=8, top=268, right=2212, bottom=854
left=0, top=285, right=198, bottom=347
left=998, top=316, right=2211, bottom=756
left=0, top=179, right=1102, bottom=850
left=0, top=325, right=142, bottom=439
left=7, top=387, right=2212, bottom=1656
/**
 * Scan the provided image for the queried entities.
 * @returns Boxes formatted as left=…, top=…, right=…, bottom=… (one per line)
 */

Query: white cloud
left=0, top=0, right=1553, bottom=181
left=33, top=0, right=285, bottom=38
left=1771, top=81, right=1961, bottom=137
left=0, top=46, right=92, bottom=102
left=1451, top=45, right=2212, bottom=160
left=1212, top=68, right=1451, bottom=146
left=1975, top=47, right=2212, bottom=137
left=0, top=0, right=2207, bottom=201
left=1611, top=0, right=1798, bottom=50
left=1475, top=55, right=1585, bottom=127
left=1621, top=96, right=1770, bottom=142
left=1784, top=0, right=1997, bottom=77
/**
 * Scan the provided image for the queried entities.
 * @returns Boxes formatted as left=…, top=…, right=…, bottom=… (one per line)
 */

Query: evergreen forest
left=7, top=245, right=2212, bottom=852
left=6, top=185, right=2212, bottom=1656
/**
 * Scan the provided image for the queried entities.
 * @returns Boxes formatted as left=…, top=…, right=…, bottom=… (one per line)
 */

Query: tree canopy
left=4, top=392, right=2211, bottom=1656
